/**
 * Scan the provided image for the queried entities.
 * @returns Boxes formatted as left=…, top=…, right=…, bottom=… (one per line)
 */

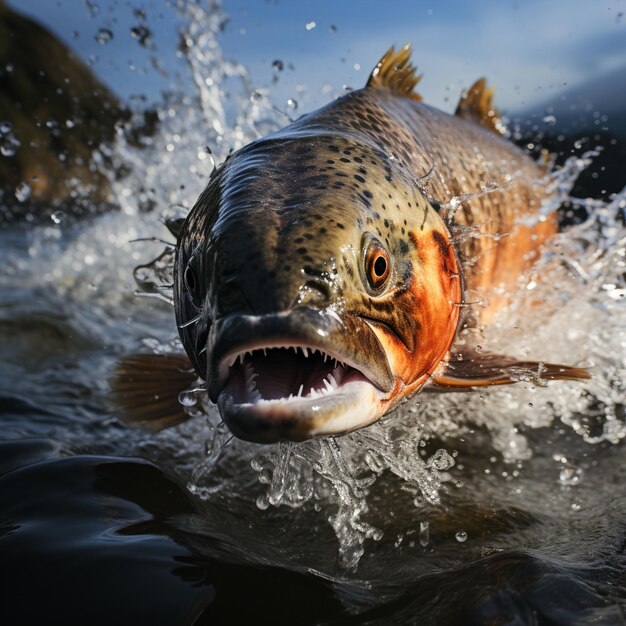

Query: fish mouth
left=207, top=307, right=395, bottom=443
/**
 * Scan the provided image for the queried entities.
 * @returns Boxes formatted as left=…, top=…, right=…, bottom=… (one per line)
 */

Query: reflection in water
left=0, top=0, right=625, bottom=623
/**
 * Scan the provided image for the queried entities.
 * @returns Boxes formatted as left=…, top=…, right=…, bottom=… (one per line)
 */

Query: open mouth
left=224, top=345, right=372, bottom=403
left=208, top=308, right=395, bottom=443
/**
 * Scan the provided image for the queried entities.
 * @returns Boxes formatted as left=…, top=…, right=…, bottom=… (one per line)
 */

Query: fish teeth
left=297, top=384, right=304, bottom=397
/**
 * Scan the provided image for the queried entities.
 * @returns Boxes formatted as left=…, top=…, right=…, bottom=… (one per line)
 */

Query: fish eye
left=364, top=239, right=391, bottom=291
left=184, top=264, right=197, bottom=294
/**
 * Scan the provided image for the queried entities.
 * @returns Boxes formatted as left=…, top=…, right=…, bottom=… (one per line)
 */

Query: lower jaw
left=217, top=386, right=385, bottom=443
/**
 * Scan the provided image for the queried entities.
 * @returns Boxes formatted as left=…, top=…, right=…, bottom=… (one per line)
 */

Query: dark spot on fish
left=383, top=219, right=389, bottom=228
left=297, top=247, right=307, bottom=254
left=398, top=240, right=409, bottom=255
left=340, top=157, right=350, bottom=163
left=363, top=190, right=373, bottom=199
left=354, top=175, right=365, bottom=183
left=432, top=231, right=450, bottom=260
left=337, top=223, right=345, bottom=230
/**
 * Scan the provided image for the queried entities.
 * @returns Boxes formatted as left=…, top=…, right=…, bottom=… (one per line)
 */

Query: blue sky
left=10, top=0, right=626, bottom=115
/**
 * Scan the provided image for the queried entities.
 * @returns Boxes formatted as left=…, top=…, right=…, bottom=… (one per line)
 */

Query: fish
left=112, top=45, right=590, bottom=443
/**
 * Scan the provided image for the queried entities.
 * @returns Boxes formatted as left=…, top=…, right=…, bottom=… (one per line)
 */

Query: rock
left=0, top=0, right=129, bottom=221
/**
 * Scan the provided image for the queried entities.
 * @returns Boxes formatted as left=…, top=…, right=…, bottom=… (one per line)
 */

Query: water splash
left=107, top=1, right=626, bottom=568
left=3, top=0, right=624, bottom=572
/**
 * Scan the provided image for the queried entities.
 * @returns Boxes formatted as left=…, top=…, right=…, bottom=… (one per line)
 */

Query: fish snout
left=204, top=306, right=396, bottom=442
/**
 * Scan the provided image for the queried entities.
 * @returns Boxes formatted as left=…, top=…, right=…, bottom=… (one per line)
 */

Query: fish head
left=174, top=134, right=461, bottom=443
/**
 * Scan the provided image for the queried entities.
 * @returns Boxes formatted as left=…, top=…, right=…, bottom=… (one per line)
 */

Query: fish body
left=114, top=46, right=589, bottom=443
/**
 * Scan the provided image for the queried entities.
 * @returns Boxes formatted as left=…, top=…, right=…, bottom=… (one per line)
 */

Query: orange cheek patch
left=399, top=229, right=461, bottom=394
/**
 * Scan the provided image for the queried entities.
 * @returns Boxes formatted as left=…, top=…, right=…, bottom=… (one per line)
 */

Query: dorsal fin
left=455, top=78, right=506, bottom=135
left=367, top=44, right=422, bottom=101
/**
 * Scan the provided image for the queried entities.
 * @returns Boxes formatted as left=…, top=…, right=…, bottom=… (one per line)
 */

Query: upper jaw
left=206, top=306, right=395, bottom=443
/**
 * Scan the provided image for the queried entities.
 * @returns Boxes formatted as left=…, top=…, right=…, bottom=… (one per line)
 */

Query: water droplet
left=475, top=345, right=483, bottom=353
left=542, top=115, right=556, bottom=126
left=15, top=181, right=31, bottom=202
left=0, top=121, right=13, bottom=134
left=305, top=20, right=316, bottom=30
left=427, top=449, right=455, bottom=471
left=256, top=496, right=269, bottom=510
left=85, top=0, right=100, bottom=17
left=0, top=133, right=20, bottom=157
left=178, top=390, right=197, bottom=407
left=131, top=25, right=151, bottom=46
left=50, top=211, right=65, bottom=224
left=419, top=521, right=430, bottom=547
left=455, top=531, right=468, bottom=542
left=287, top=98, right=298, bottom=111
left=95, top=28, right=113, bottom=44
left=559, top=466, right=583, bottom=486
left=329, top=25, right=337, bottom=33
left=272, top=59, right=284, bottom=71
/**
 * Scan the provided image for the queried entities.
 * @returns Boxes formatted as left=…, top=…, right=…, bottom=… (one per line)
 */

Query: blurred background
left=2, top=0, right=626, bottom=221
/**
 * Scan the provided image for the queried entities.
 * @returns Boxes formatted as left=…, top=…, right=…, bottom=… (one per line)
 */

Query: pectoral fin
left=430, top=349, right=591, bottom=391
left=110, top=353, right=198, bottom=429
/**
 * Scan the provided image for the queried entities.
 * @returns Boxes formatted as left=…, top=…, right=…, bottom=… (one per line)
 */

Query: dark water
left=1, top=1, right=625, bottom=624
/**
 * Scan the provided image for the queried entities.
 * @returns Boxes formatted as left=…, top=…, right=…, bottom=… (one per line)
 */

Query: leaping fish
left=113, top=46, right=590, bottom=443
